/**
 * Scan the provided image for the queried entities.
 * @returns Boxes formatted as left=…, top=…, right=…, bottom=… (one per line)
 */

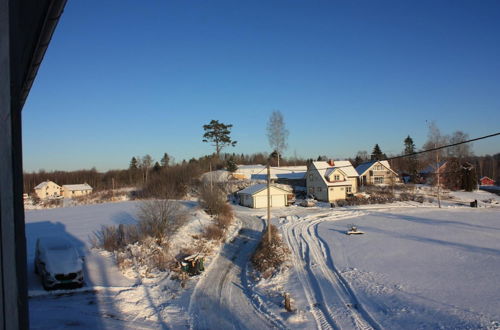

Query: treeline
left=23, top=152, right=309, bottom=195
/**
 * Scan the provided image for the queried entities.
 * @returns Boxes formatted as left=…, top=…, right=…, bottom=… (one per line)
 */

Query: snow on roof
left=356, top=160, right=393, bottom=176
left=309, top=161, right=358, bottom=187
left=34, top=180, right=59, bottom=190
left=62, top=183, right=93, bottom=191
left=237, top=183, right=289, bottom=195
left=420, top=161, right=447, bottom=174
left=235, top=165, right=307, bottom=180
left=312, top=160, right=358, bottom=177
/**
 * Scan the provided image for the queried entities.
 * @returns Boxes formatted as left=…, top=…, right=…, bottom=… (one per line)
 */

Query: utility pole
left=436, top=146, right=441, bottom=208
left=267, top=163, right=272, bottom=244
left=209, top=163, right=213, bottom=191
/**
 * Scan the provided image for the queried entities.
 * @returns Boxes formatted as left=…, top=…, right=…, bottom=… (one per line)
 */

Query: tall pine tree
left=371, top=144, right=384, bottom=161
left=403, top=135, right=418, bottom=182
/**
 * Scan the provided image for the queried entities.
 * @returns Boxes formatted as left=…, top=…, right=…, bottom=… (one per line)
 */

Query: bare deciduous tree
left=140, top=154, right=153, bottom=184
left=448, top=131, right=472, bottom=160
left=266, top=110, right=289, bottom=167
left=138, top=200, right=187, bottom=242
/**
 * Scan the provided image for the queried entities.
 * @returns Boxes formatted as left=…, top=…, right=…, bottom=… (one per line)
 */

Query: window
left=334, top=175, right=340, bottom=181
left=346, top=186, right=352, bottom=193
left=309, top=174, right=313, bottom=181
left=374, top=176, right=384, bottom=184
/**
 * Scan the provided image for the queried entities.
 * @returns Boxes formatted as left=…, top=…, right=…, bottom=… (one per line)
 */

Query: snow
left=26, top=189, right=500, bottom=329
left=234, top=164, right=307, bottom=180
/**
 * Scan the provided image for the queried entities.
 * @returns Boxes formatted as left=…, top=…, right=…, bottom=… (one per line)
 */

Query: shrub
left=203, top=224, right=225, bottom=241
left=199, top=184, right=227, bottom=216
left=251, top=225, right=289, bottom=277
left=137, top=200, right=187, bottom=242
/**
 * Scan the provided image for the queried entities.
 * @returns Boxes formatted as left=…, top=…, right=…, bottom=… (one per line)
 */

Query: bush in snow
left=199, top=183, right=234, bottom=241
left=137, top=200, right=187, bottom=243
left=251, top=225, right=289, bottom=278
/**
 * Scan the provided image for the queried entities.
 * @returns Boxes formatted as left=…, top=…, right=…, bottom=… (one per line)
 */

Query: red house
left=480, top=176, right=495, bottom=186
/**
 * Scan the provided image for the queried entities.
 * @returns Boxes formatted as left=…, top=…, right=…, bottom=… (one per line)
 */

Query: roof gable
left=356, top=160, right=396, bottom=176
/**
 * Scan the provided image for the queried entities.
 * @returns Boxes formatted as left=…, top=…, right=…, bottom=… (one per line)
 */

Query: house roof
left=34, top=180, right=59, bottom=190
left=356, top=160, right=395, bottom=176
left=420, top=161, right=447, bottom=174
left=235, top=165, right=307, bottom=180
left=309, top=161, right=358, bottom=187
left=62, top=183, right=93, bottom=191
left=237, top=184, right=290, bottom=195
left=480, top=176, right=494, bottom=181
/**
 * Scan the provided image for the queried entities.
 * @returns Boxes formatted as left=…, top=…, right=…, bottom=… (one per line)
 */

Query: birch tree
left=266, top=110, right=289, bottom=167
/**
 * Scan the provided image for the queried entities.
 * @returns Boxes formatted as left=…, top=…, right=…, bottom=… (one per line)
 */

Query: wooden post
left=284, top=292, right=292, bottom=312
left=267, top=163, right=271, bottom=244
left=436, top=145, right=441, bottom=208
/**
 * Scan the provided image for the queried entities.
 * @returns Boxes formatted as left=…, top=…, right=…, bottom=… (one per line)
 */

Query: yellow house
left=306, top=160, right=359, bottom=202
left=356, top=160, right=399, bottom=186
left=61, top=183, right=93, bottom=198
left=237, top=184, right=291, bottom=208
left=33, top=180, right=62, bottom=199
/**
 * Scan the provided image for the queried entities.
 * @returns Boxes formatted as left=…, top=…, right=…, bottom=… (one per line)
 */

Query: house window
left=334, top=175, right=340, bottom=181
left=374, top=176, right=384, bottom=184
left=309, top=174, right=313, bottom=181
left=309, top=188, right=314, bottom=193
left=346, top=186, right=352, bottom=193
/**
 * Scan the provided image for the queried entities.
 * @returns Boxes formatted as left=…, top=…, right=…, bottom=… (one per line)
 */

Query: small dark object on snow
left=470, top=199, right=478, bottom=208
left=179, top=254, right=205, bottom=276
left=347, top=225, right=364, bottom=235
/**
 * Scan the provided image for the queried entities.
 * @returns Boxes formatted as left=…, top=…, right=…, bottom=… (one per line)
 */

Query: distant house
left=33, top=180, right=62, bottom=199
left=61, top=183, right=93, bottom=198
left=237, top=184, right=291, bottom=208
left=356, top=160, right=399, bottom=186
left=306, top=160, right=359, bottom=202
left=419, top=161, right=448, bottom=184
left=480, top=176, right=495, bottom=186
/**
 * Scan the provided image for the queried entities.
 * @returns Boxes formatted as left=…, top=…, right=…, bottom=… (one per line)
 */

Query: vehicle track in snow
left=282, top=210, right=381, bottom=330
left=188, top=213, right=285, bottom=330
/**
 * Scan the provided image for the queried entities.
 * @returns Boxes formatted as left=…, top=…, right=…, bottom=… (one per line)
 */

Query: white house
left=356, top=160, right=399, bottom=186
left=33, top=180, right=62, bottom=199
left=61, top=183, right=93, bottom=198
left=237, top=184, right=291, bottom=208
left=306, top=160, right=359, bottom=202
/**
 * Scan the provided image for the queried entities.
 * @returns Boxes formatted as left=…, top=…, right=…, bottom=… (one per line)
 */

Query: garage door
left=254, top=195, right=285, bottom=208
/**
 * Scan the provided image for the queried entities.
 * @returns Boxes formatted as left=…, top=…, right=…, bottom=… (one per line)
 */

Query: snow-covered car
left=34, top=236, right=84, bottom=290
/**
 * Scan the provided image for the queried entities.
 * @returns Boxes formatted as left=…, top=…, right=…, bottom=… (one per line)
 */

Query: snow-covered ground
left=27, top=189, right=500, bottom=329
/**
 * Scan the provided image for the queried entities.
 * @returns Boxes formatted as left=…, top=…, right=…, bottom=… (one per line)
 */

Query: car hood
left=45, top=250, right=83, bottom=274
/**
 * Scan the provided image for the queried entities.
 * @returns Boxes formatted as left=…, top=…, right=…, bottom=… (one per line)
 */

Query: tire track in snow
left=188, top=214, right=284, bottom=329
left=282, top=210, right=381, bottom=330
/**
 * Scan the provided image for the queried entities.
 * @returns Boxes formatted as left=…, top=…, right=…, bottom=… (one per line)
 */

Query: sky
left=22, top=0, right=500, bottom=172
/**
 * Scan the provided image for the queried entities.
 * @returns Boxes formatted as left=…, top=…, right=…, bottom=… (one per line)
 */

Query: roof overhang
left=10, top=0, right=67, bottom=113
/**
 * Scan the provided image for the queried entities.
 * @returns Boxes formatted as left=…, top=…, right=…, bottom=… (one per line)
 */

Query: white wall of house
left=34, top=181, right=61, bottom=199
left=62, top=189, right=92, bottom=198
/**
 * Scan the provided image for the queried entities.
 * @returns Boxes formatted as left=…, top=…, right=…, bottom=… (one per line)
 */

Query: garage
left=237, top=184, right=291, bottom=209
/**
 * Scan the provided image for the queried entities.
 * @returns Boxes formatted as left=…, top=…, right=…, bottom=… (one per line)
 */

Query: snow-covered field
left=26, top=189, right=500, bottom=329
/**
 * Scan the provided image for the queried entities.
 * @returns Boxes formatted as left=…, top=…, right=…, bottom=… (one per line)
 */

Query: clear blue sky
left=23, top=0, right=500, bottom=171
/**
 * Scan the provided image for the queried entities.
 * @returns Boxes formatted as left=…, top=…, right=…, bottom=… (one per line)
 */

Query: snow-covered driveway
left=189, top=213, right=284, bottom=329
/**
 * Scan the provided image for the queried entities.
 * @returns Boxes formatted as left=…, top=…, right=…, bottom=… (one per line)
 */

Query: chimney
left=328, top=159, right=335, bottom=167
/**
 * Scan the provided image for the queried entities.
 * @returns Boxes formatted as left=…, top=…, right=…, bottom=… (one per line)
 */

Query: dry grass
left=251, top=225, right=289, bottom=278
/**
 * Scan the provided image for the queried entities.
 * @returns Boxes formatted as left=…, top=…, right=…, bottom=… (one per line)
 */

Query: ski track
left=282, top=210, right=382, bottom=330
left=188, top=214, right=285, bottom=330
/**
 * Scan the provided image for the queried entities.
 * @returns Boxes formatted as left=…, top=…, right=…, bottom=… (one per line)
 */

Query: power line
left=384, top=132, right=500, bottom=161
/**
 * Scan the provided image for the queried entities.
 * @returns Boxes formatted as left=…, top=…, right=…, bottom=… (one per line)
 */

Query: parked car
left=34, top=236, right=84, bottom=290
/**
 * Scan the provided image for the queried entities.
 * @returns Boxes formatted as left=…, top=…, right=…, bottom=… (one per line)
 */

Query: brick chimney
left=328, top=159, right=335, bottom=166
